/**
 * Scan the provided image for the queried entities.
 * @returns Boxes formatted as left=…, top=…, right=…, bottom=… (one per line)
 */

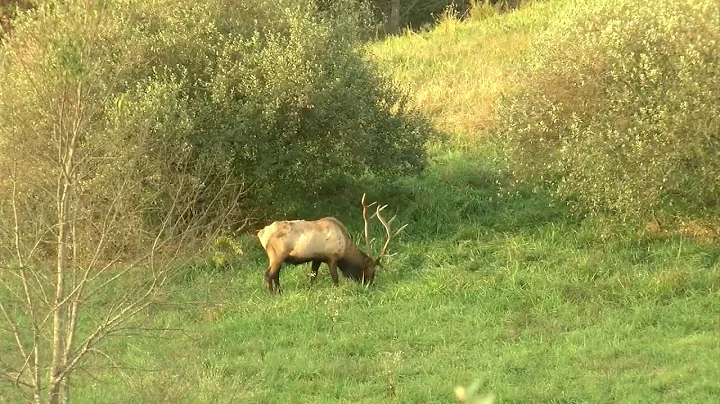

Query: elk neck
left=337, top=246, right=371, bottom=280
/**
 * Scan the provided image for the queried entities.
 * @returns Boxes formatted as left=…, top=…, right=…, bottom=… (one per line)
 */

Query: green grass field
left=73, top=149, right=719, bottom=403
left=8, top=1, right=718, bottom=402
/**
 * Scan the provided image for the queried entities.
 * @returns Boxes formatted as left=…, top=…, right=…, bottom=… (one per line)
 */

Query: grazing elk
left=256, top=194, right=407, bottom=293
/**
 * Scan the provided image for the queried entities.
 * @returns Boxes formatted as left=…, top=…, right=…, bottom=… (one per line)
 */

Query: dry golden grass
left=367, top=1, right=562, bottom=148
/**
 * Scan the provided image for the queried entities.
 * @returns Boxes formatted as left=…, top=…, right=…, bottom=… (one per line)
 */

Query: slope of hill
left=367, top=0, right=571, bottom=146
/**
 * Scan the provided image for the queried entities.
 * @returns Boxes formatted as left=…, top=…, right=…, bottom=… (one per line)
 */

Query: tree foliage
left=4, top=0, right=431, bottom=219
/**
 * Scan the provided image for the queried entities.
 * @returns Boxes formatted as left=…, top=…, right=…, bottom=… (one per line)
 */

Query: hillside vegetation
left=372, top=0, right=720, bottom=225
left=497, top=0, right=720, bottom=223
left=1, top=0, right=718, bottom=403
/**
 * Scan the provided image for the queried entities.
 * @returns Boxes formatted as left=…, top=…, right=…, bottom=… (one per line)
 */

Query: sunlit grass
left=367, top=0, right=572, bottom=147
left=67, top=148, right=720, bottom=403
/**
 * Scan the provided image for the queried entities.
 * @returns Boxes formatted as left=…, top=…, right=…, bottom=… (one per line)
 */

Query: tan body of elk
left=257, top=194, right=407, bottom=293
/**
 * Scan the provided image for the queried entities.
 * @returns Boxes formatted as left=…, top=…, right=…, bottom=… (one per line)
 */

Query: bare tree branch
left=1, top=6, right=245, bottom=402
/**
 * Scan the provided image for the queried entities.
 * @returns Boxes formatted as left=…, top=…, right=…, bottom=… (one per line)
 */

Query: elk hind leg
left=265, top=260, right=283, bottom=294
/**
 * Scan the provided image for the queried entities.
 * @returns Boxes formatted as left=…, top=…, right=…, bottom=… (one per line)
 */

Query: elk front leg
left=273, top=272, right=282, bottom=294
left=309, top=260, right=321, bottom=287
left=328, top=259, right=339, bottom=286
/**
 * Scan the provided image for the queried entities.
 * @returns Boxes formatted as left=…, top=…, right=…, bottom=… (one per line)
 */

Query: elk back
left=258, top=217, right=349, bottom=261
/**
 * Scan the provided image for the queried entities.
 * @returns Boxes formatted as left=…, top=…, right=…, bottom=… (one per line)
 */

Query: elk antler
left=373, top=203, right=408, bottom=262
left=361, top=193, right=377, bottom=256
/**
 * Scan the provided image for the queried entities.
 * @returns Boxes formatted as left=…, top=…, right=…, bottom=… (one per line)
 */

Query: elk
left=256, top=194, right=407, bottom=293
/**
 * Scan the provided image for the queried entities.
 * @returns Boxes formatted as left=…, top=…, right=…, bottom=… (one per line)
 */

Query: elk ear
left=374, top=258, right=384, bottom=269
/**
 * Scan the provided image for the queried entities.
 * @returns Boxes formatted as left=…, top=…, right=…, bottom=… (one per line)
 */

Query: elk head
left=257, top=193, right=407, bottom=293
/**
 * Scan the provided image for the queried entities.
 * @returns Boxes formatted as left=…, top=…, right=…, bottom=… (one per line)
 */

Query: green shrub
left=496, top=0, right=720, bottom=221
left=0, top=0, right=35, bottom=39
left=1, top=0, right=431, bottom=224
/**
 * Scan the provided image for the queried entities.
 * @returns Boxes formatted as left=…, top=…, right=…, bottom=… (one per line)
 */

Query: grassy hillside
left=366, top=0, right=572, bottom=146
left=4, top=1, right=717, bottom=403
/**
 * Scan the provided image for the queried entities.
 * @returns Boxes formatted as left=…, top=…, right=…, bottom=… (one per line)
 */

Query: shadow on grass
left=225, top=146, right=577, bottom=287
left=286, top=147, right=575, bottom=245
left=194, top=144, right=718, bottom=295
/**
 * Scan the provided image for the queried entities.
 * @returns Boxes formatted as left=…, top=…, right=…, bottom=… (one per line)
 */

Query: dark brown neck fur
left=338, top=246, right=370, bottom=280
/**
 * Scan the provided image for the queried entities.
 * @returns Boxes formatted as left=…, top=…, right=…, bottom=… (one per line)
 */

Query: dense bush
left=1, top=0, right=431, bottom=225
left=495, top=0, right=720, bottom=221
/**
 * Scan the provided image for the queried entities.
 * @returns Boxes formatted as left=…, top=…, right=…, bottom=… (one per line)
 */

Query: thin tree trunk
left=49, top=112, right=78, bottom=404
left=49, top=170, right=71, bottom=403
left=388, top=0, right=400, bottom=35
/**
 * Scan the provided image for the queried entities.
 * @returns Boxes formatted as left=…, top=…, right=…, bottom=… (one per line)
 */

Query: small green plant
left=210, top=235, right=244, bottom=269
left=380, top=350, right=404, bottom=397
